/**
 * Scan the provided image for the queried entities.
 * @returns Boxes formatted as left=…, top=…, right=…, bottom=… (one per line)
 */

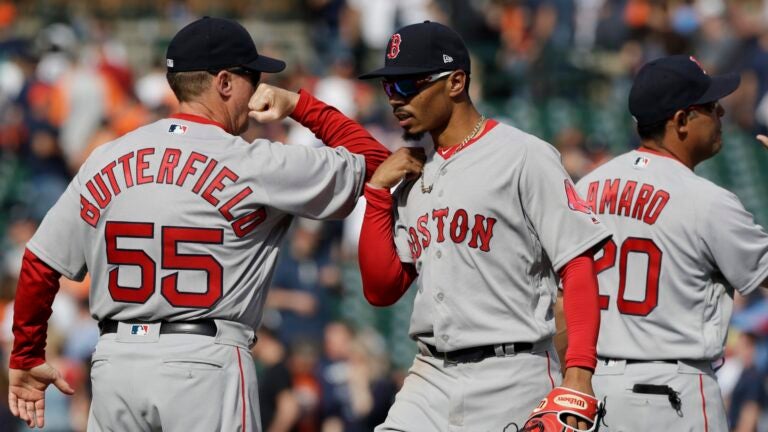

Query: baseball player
left=7, top=17, right=389, bottom=431
left=575, top=55, right=768, bottom=431
left=357, top=21, right=610, bottom=431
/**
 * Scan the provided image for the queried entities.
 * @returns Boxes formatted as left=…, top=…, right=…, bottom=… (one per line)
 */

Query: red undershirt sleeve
left=358, top=184, right=417, bottom=306
left=559, top=252, right=600, bottom=371
left=289, top=90, right=390, bottom=183
left=10, top=249, right=62, bottom=370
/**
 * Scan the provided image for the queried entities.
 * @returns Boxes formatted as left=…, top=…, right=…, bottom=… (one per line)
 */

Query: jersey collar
left=436, top=119, right=499, bottom=159
left=636, top=146, right=690, bottom=170
left=169, top=113, right=227, bottom=131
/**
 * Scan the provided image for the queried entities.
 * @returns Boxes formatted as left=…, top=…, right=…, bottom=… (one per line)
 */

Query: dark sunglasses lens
left=382, top=81, right=396, bottom=97
left=394, top=79, right=419, bottom=96
left=382, top=78, right=420, bottom=97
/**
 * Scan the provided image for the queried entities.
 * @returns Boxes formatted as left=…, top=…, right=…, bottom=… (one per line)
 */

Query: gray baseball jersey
left=27, top=116, right=366, bottom=329
left=576, top=148, right=768, bottom=361
left=392, top=121, right=610, bottom=351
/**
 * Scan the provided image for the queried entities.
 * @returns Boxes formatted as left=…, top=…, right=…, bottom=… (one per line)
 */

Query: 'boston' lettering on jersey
left=584, top=178, right=670, bottom=225
left=407, top=207, right=497, bottom=259
left=79, top=147, right=265, bottom=237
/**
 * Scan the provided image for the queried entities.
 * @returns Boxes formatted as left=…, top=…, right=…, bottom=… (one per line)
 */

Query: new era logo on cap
left=443, top=54, right=453, bottom=64
left=167, top=59, right=174, bottom=68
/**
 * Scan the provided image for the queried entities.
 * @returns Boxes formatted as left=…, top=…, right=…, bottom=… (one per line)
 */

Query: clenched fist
left=248, top=84, right=301, bottom=123
left=369, top=147, right=427, bottom=189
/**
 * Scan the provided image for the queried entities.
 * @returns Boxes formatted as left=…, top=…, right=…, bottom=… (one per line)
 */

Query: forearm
left=359, top=185, right=417, bottom=306
left=267, top=390, right=300, bottom=432
left=10, top=249, right=62, bottom=369
left=559, top=253, right=600, bottom=371
left=290, top=90, right=390, bottom=182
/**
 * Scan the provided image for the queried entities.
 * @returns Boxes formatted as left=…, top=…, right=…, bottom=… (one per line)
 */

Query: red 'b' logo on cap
left=387, top=34, right=402, bottom=59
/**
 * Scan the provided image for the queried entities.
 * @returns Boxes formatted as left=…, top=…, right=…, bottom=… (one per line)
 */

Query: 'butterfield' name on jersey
left=583, top=178, right=669, bottom=225
left=79, top=147, right=265, bottom=237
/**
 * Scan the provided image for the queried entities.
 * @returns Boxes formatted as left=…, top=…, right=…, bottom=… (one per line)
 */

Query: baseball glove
left=506, top=387, right=606, bottom=432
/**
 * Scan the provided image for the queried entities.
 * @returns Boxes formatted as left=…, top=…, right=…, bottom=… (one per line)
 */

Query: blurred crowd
left=0, top=0, right=767, bottom=431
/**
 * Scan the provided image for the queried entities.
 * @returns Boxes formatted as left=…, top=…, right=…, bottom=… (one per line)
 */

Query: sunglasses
left=687, top=100, right=718, bottom=114
left=209, top=67, right=262, bottom=86
left=382, top=71, right=453, bottom=98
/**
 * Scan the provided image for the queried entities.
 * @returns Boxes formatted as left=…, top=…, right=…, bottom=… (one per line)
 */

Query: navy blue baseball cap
left=166, top=17, right=285, bottom=74
left=629, top=55, right=740, bottom=127
left=359, top=21, right=470, bottom=79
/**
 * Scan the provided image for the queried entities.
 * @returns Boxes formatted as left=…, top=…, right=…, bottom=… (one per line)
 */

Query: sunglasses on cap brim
left=382, top=71, right=453, bottom=98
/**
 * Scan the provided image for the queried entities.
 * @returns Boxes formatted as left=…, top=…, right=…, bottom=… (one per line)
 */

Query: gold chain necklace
left=421, top=115, right=486, bottom=194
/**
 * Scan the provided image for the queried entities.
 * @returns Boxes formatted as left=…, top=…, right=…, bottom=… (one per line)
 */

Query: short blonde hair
left=166, top=71, right=213, bottom=102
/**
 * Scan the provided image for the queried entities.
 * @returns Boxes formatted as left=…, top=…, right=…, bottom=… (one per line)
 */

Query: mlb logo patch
left=633, top=156, right=650, bottom=169
left=131, top=324, right=150, bottom=336
left=168, top=124, right=188, bottom=135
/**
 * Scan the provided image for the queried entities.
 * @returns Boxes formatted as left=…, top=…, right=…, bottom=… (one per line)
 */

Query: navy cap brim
left=694, top=72, right=740, bottom=104
left=244, top=55, right=286, bottom=73
left=359, top=65, right=445, bottom=79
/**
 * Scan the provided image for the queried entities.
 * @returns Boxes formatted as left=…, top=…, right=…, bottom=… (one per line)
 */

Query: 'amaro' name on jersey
left=583, top=178, right=670, bottom=225
left=79, top=148, right=265, bottom=237
left=407, top=208, right=497, bottom=260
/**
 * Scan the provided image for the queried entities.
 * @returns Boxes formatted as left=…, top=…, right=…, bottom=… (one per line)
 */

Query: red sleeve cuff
left=288, top=89, right=312, bottom=123
left=364, top=183, right=393, bottom=209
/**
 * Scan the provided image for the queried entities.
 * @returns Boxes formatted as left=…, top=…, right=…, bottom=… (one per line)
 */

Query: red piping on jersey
left=169, top=113, right=227, bottom=130
left=546, top=351, right=555, bottom=389
left=699, top=374, right=708, bottom=432
left=237, top=347, right=246, bottom=430
left=436, top=119, right=499, bottom=159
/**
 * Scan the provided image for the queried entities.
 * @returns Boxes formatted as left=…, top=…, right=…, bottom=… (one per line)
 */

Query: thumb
left=52, top=375, right=75, bottom=395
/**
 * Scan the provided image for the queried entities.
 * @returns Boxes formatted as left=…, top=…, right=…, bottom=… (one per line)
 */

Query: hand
left=758, top=134, right=768, bottom=150
left=369, top=147, right=426, bottom=189
left=9, top=363, right=75, bottom=428
left=248, top=84, right=300, bottom=123
left=561, top=366, right=595, bottom=430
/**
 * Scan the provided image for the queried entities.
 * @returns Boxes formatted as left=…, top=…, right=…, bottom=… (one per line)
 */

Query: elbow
left=363, top=283, right=397, bottom=307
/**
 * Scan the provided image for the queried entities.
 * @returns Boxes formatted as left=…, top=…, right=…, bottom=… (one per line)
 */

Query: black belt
left=423, top=342, right=533, bottom=363
left=99, top=319, right=217, bottom=337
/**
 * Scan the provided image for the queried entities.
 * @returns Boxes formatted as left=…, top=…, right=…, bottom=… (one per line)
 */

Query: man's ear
left=447, top=70, right=467, bottom=97
left=214, top=70, right=234, bottom=97
left=673, top=109, right=689, bottom=133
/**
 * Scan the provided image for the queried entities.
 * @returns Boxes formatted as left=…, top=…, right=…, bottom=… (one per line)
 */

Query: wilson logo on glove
left=553, top=394, right=587, bottom=410
left=505, top=387, right=606, bottom=432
